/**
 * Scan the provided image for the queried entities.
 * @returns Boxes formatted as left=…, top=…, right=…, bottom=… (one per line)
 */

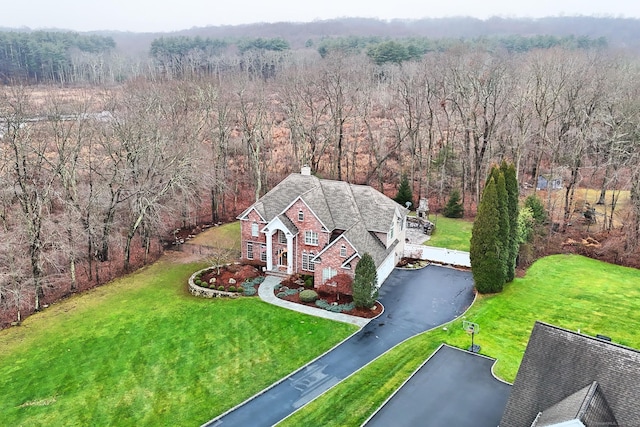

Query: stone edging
left=188, top=265, right=240, bottom=299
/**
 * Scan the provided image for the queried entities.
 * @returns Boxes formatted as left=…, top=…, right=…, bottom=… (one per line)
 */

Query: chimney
left=301, top=165, right=311, bottom=176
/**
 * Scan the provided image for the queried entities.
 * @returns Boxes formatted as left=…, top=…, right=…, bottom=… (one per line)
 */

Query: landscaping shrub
left=315, top=299, right=355, bottom=313
left=217, top=285, right=225, bottom=291
left=299, top=290, right=319, bottom=303
left=229, top=286, right=236, bottom=292
left=302, top=275, right=314, bottom=288
left=195, top=279, right=202, bottom=286
left=243, top=287, right=257, bottom=296
left=276, top=286, right=300, bottom=299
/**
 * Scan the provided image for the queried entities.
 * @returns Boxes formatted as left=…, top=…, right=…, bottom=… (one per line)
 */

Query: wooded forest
left=1, top=17, right=640, bottom=327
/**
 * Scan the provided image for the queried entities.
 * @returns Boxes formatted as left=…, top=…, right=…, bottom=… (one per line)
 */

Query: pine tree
left=394, top=174, right=413, bottom=209
left=501, top=161, right=519, bottom=281
left=470, top=176, right=506, bottom=293
left=443, top=189, right=464, bottom=218
left=352, top=253, right=378, bottom=308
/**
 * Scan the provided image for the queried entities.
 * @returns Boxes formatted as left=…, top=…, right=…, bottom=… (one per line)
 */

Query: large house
left=237, top=166, right=408, bottom=289
left=500, top=321, right=640, bottom=427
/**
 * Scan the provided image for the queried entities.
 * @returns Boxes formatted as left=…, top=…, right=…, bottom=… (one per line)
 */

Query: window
left=340, top=244, right=347, bottom=257
left=304, top=230, right=318, bottom=246
left=298, top=210, right=304, bottom=221
left=251, top=222, right=259, bottom=237
left=322, top=267, right=337, bottom=282
left=278, top=230, right=287, bottom=244
left=260, top=244, right=267, bottom=262
left=302, top=251, right=315, bottom=272
left=389, top=225, right=394, bottom=240
left=247, top=242, right=254, bottom=260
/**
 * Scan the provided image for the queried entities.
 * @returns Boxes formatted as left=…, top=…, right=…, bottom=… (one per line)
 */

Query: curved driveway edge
left=258, top=276, right=373, bottom=328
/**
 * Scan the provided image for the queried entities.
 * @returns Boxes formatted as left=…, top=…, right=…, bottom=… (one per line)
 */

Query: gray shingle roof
left=500, top=322, right=639, bottom=427
left=238, top=173, right=407, bottom=267
left=533, top=381, right=618, bottom=427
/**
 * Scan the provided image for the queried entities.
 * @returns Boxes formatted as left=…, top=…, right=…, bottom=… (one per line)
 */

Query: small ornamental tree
left=352, top=253, right=378, bottom=308
left=470, top=176, right=505, bottom=293
left=443, top=189, right=464, bottom=218
left=394, top=174, right=413, bottom=209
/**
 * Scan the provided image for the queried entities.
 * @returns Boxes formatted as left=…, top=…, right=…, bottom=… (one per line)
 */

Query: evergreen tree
left=352, top=253, right=378, bottom=308
left=494, top=171, right=510, bottom=281
left=470, top=176, right=506, bottom=293
left=524, top=194, right=548, bottom=225
left=443, top=189, right=464, bottom=218
left=501, top=161, right=519, bottom=281
left=394, top=174, right=413, bottom=209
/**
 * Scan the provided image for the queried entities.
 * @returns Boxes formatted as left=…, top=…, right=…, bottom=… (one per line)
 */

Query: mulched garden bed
left=199, top=264, right=263, bottom=293
left=276, top=288, right=383, bottom=319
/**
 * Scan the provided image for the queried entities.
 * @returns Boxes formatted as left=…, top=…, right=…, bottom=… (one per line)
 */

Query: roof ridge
left=535, top=321, right=640, bottom=355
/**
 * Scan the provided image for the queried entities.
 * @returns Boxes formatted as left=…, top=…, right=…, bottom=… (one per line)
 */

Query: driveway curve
left=203, top=265, right=475, bottom=427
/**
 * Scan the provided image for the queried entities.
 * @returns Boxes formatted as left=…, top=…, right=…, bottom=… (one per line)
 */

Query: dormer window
left=340, top=244, right=347, bottom=257
left=298, top=210, right=304, bottom=221
left=389, top=225, right=394, bottom=240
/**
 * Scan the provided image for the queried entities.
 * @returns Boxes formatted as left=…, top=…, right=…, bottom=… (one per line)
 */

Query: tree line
left=1, top=43, right=640, bottom=327
left=0, top=31, right=115, bottom=83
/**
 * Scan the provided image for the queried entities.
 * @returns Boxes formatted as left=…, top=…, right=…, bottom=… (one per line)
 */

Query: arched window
left=340, top=244, right=347, bottom=257
left=298, top=210, right=304, bottom=221
left=251, top=222, right=259, bottom=237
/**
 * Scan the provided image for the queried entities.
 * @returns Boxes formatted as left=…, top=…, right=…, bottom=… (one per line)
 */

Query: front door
left=277, top=248, right=288, bottom=268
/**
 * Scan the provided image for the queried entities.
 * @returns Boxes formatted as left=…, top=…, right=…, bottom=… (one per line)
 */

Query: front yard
left=0, top=256, right=356, bottom=426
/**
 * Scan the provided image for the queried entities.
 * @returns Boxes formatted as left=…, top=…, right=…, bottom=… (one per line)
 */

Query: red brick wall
left=312, top=236, right=359, bottom=287
left=284, top=199, right=329, bottom=274
left=240, top=209, right=266, bottom=262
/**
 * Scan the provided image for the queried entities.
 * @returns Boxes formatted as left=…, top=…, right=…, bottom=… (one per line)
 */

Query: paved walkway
left=203, top=265, right=475, bottom=427
left=258, top=276, right=371, bottom=328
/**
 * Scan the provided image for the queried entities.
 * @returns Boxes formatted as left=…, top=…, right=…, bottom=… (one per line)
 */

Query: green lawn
left=188, top=221, right=241, bottom=251
left=425, top=216, right=473, bottom=252
left=0, top=258, right=357, bottom=426
left=279, top=255, right=640, bottom=426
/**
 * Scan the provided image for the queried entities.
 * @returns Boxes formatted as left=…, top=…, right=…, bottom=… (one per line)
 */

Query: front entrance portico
left=262, top=216, right=296, bottom=275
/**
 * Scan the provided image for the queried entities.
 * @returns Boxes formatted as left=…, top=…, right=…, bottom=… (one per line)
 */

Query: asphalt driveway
left=365, top=345, right=512, bottom=427
left=204, top=265, right=475, bottom=427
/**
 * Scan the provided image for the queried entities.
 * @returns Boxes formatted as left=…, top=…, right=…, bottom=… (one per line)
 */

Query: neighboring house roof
left=500, top=321, right=640, bottom=427
left=238, top=173, right=407, bottom=267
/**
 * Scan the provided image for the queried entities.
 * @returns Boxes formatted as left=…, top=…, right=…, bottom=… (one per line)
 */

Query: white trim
left=312, top=234, right=357, bottom=261
left=237, top=205, right=266, bottom=222
left=277, top=196, right=331, bottom=234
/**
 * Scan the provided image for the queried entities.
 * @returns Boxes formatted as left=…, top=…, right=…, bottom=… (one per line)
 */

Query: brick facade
left=311, top=235, right=359, bottom=288
left=240, top=209, right=267, bottom=265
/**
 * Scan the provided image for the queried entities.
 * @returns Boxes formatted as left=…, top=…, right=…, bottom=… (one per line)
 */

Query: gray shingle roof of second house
left=500, top=321, right=640, bottom=427
left=238, top=173, right=407, bottom=267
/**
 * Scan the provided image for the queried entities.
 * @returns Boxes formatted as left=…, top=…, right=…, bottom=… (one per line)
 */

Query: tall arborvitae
left=501, top=161, right=519, bottom=281
left=494, top=171, right=510, bottom=281
left=470, top=176, right=506, bottom=293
